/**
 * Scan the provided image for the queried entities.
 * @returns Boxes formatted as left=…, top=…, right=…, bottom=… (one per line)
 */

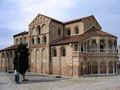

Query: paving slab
left=0, top=71, right=120, bottom=90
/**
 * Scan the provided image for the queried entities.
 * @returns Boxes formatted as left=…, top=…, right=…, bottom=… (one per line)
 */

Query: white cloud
left=1, top=0, right=77, bottom=33
left=0, top=38, right=13, bottom=49
left=15, top=0, right=76, bottom=19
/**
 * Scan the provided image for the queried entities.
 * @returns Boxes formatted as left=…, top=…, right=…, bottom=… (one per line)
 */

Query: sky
left=0, top=0, right=120, bottom=49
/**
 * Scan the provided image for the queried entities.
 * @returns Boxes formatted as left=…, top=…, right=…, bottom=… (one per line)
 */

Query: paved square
left=0, top=71, right=120, bottom=90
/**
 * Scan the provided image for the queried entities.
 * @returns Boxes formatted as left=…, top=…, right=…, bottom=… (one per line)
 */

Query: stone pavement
left=1, top=71, right=120, bottom=90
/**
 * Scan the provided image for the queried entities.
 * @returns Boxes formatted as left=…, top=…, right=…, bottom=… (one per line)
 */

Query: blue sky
left=0, top=0, right=120, bottom=49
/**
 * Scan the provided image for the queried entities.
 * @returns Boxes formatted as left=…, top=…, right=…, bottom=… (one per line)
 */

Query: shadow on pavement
left=6, top=72, right=66, bottom=85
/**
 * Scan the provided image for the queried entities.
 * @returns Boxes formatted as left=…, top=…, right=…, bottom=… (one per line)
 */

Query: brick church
left=0, top=14, right=118, bottom=77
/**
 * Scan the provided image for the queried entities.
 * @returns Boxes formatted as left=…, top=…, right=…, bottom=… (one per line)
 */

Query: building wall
left=14, top=34, right=28, bottom=45
left=0, top=14, right=118, bottom=77
left=117, top=45, right=120, bottom=60
left=0, top=50, right=14, bottom=71
left=49, top=21, right=64, bottom=42
left=28, top=14, right=51, bottom=74
left=82, top=16, right=102, bottom=32
left=51, top=44, right=73, bottom=76
left=29, top=47, right=49, bottom=74
left=64, top=21, right=84, bottom=35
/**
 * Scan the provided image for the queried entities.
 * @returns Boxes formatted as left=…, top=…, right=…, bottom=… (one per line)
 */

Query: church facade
left=0, top=14, right=118, bottom=77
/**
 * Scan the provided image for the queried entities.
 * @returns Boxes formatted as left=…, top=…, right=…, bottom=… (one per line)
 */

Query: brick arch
left=100, top=61, right=107, bottom=74
left=41, top=48, right=47, bottom=74
left=92, top=39, right=97, bottom=52
left=36, top=25, right=41, bottom=35
left=15, top=38, right=18, bottom=44
left=65, top=27, right=71, bottom=36
left=108, top=39, right=113, bottom=49
left=42, top=35, right=47, bottom=44
left=31, top=27, right=35, bottom=35
left=74, top=25, right=79, bottom=34
left=60, top=46, right=66, bottom=57
left=108, top=60, right=113, bottom=73
left=100, top=39, right=106, bottom=52
left=35, top=49, right=41, bottom=73
left=80, top=62, right=84, bottom=75
left=92, top=61, right=98, bottom=74
left=51, top=47, right=57, bottom=57
left=41, top=24, right=46, bottom=33
left=31, top=38, right=35, bottom=44
left=36, top=37, right=40, bottom=44
left=86, top=61, right=91, bottom=74
left=30, top=49, right=35, bottom=72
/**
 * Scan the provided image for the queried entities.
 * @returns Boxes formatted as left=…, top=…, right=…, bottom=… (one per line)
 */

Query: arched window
left=92, top=39, right=97, bottom=52
left=108, top=40, right=113, bottom=52
left=52, top=48, right=57, bottom=57
left=42, top=36, right=47, bottom=44
left=36, top=26, right=41, bottom=35
left=108, top=40, right=112, bottom=49
left=61, top=47, right=66, bottom=56
left=92, top=61, right=98, bottom=74
left=31, top=27, right=35, bottom=35
left=36, top=37, right=40, bottom=44
left=24, top=37, right=26, bottom=43
left=16, top=39, right=18, bottom=44
left=31, top=38, right=34, bottom=44
left=74, top=43, right=78, bottom=51
left=100, top=39, right=106, bottom=52
left=100, top=61, right=106, bottom=74
left=58, top=28, right=61, bottom=36
left=42, top=24, right=46, bottom=33
left=109, top=61, right=113, bottom=73
left=75, top=27, right=79, bottom=34
left=20, top=38, right=22, bottom=43
left=66, top=28, right=71, bottom=36
left=67, top=30, right=71, bottom=35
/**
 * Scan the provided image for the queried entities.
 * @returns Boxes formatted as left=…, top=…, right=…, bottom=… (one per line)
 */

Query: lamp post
left=16, top=52, right=20, bottom=84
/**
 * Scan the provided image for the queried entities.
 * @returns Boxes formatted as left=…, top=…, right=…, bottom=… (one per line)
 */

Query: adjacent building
left=0, top=14, right=118, bottom=77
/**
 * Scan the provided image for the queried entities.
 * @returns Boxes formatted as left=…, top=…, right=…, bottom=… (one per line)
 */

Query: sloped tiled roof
left=13, top=31, right=28, bottom=37
left=51, top=35, right=82, bottom=45
left=0, top=45, right=18, bottom=51
left=82, top=26, right=117, bottom=39
left=51, top=27, right=117, bottom=46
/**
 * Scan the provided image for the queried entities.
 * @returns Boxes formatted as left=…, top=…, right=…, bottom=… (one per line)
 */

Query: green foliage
left=13, top=43, right=29, bottom=75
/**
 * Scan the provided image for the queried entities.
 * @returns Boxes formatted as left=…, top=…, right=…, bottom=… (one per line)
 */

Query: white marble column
left=89, top=40, right=92, bottom=53
left=96, top=39, right=100, bottom=53
left=78, top=43, right=81, bottom=52
left=105, top=39, right=108, bottom=53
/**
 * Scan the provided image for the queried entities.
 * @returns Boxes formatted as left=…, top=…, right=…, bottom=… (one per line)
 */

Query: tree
left=13, top=43, right=29, bottom=81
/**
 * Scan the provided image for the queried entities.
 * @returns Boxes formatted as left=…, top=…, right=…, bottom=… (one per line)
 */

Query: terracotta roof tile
left=82, top=26, right=117, bottom=39
left=0, top=45, right=18, bottom=51
left=13, top=31, right=28, bottom=37
left=51, top=27, right=117, bottom=45
left=51, top=35, right=82, bottom=45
